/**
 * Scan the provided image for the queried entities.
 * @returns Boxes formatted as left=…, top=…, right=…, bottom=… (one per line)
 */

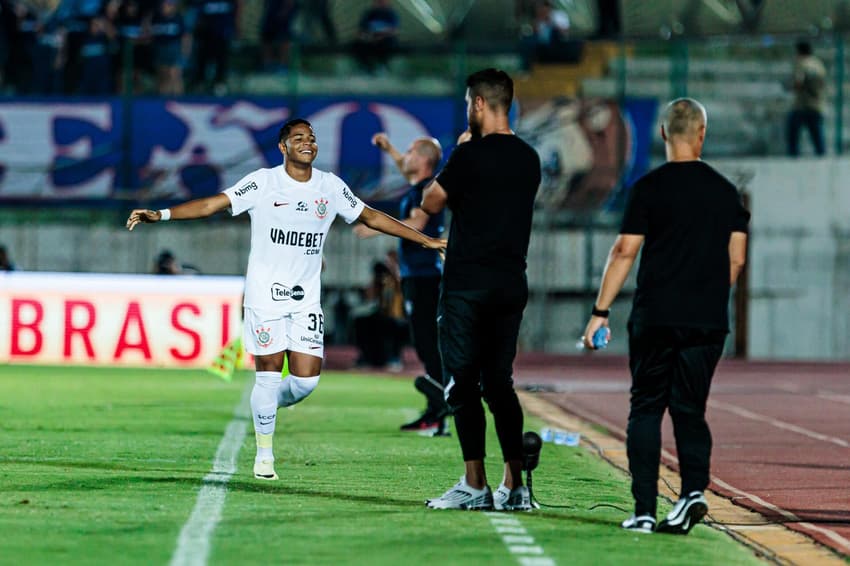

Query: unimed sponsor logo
left=271, top=284, right=305, bottom=302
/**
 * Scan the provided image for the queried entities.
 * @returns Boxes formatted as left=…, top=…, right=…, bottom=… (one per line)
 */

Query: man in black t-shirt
left=421, top=68, right=541, bottom=511
left=582, top=98, right=750, bottom=534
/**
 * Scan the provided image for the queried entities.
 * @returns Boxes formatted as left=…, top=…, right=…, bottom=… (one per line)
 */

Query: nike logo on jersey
left=274, top=201, right=289, bottom=207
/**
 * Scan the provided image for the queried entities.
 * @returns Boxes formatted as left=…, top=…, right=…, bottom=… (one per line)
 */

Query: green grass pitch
left=0, top=365, right=762, bottom=565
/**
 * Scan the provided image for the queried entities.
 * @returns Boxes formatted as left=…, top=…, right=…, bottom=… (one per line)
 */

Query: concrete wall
left=713, top=158, right=850, bottom=360
left=2, top=158, right=848, bottom=360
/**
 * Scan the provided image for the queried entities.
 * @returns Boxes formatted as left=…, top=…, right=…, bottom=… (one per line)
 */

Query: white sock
left=277, top=375, right=320, bottom=407
left=251, top=371, right=281, bottom=461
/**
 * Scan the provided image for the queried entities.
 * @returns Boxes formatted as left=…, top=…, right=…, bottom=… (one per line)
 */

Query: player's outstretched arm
left=358, top=205, right=446, bottom=250
left=126, top=193, right=231, bottom=231
left=372, top=133, right=404, bottom=173
left=354, top=206, right=430, bottom=239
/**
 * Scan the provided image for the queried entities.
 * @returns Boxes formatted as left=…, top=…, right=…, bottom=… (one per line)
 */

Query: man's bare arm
left=581, top=234, right=644, bottom=349
left=372, top=133, right=404, bottom=173
left=421, top=179, right=448, bottom=214
left=358, top=205, right=445, bottom=250
left=594, top=234, right=644, bottom=310
left=729, top=231, right=747, bottom=284
left=126, top=193, right=231, bottom=231
left=354, top=206, right=431, bottom=239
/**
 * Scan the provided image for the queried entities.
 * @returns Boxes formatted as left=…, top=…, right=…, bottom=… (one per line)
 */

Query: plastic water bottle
left=576, top=327, right=611, bottom=350
left=564, top=432, right=581, bottom=446
left=540, top=428, right=554, bottom=442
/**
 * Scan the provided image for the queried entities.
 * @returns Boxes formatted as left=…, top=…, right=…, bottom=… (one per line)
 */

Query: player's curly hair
left=278, top=118, right=313, bottom=144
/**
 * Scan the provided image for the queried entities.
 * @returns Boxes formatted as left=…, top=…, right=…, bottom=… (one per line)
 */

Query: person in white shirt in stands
left=126, top=118, right=446, bottom=480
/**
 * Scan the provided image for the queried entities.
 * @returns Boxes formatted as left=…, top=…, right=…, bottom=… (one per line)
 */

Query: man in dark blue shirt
left=355, top=132, right=446, bottom=435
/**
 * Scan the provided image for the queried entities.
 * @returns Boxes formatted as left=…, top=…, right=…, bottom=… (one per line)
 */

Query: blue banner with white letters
left=0, top=96, right=651, bottom=210
left=0, top=97, right=457, bottom=203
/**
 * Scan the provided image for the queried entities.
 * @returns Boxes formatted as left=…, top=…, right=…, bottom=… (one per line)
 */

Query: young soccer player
left=127, top=118, right=445, bottom=480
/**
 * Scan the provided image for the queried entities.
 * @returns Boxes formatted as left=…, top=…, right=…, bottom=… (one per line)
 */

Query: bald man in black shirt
left=421, top=68, right=541, bottom=511
left=583, top=98, right=750, bottom=534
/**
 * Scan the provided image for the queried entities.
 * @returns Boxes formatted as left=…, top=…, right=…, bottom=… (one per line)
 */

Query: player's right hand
left=371, top=132, right=390, bottom=151
left=126, top=209, right=161, bottom=231
left=457, top=129, right=473, bottom=144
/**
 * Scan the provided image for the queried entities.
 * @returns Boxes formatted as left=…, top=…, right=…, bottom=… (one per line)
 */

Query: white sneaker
left=426, top=476, right=494, bottom=510
left=621, top=514, right=656, bottom=533
left=253, top=459, right=278, bottom=480
left=493, top=484, right=532, bottom=511
left=657, top=491, right=708, bottom=535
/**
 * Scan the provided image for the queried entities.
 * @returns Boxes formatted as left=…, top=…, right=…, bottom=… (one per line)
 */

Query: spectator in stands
left=352, top=0, right=398, bottom=74
left=353, top=255, right=407, bottom=371
left=191, top=0, right=239, bottom=95
left=787, top=41, right=827, bottom=157
left=154, top=249, right=181, bottom=274
left=116, top=0, right=152, bottom=93
left=594, top=0, right=621, bottom=38
left=0, top=244, right=16, bottom=271
left=260, top=0, right=297, bottom=72
left=302, top=0, right=336, bottom=45
left=151, top=0, right=187, bottom=94
left=0, top=0, right=11, bottom=90
left=153, top=249, right=201, bottom=274
left=520, top=0, right=582, bottom=70
left=5, top=1, right=41, bottom=93
left=53, top=0, right=106, bottom=94
left=79, top=14, right=115, bottom=94
left=31, top=18, right=64, bottom=94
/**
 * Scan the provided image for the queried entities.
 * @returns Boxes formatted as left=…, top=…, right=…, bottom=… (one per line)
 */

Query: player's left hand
left=126, top=209, right=161, bottom=231
left=582, top=316, right=609, bottom=350
left=422, top=237, right=447, bottom=252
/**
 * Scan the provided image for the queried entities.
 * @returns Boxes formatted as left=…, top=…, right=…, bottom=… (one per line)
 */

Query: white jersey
left=223, top=165, right=365, bottom=312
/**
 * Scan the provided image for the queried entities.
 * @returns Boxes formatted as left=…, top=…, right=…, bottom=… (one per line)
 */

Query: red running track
left=506, top=353, right=850, bottom=557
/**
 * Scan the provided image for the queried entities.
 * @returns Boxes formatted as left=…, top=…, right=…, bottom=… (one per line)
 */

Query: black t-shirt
left=436, top=134, right=541, bottom=290
left=620, top=160, right=750, bottom=330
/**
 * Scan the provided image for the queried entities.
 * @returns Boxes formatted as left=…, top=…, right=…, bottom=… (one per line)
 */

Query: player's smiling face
left=281, top=124, right=318, bottom=165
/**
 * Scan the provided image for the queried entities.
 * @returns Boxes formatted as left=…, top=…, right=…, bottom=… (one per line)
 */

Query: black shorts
left=438, top=283, right=527, bottom=397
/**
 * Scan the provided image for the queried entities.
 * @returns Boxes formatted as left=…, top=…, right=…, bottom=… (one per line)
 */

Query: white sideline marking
left=484, top=513, right=556, bottom=565
left=816, top=390, right=850, bottom=406
left=708, top=400, right=850, bottom=448
left=170, top=381, right=252, bottom=566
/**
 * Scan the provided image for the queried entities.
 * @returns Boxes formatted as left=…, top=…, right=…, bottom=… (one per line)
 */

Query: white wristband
left=158, top=208, right=171, bottom=221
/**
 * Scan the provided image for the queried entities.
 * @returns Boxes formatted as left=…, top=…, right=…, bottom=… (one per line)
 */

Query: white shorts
left=243, top=305, right=325, bottom=358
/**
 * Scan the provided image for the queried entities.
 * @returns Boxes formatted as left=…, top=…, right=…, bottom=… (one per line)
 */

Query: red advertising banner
left=0, top=272, right=244, bottom=368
